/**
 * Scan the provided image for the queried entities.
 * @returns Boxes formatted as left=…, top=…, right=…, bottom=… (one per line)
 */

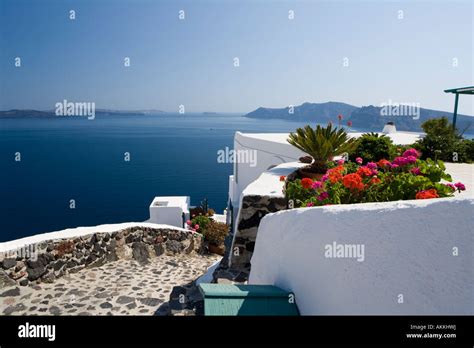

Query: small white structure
left=382, top=122, right=397, bottom=134
left=149, top=196, right=190, bottom=228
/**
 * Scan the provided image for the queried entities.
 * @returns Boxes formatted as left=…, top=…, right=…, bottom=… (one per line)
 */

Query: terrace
left=215, top=122, right=474, bottom=315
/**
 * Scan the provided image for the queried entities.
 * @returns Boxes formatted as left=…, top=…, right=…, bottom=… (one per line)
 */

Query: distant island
left=2, top=102, right=473, bottom=133
left=245, top=101, right=474, bottom=132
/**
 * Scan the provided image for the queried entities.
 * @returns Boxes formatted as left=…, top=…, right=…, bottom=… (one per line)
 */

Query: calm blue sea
left=0, top=114, right=313, bottom=242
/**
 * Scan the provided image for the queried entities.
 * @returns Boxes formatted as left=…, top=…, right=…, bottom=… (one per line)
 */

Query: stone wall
left=228, top=195, right=287, bottom=277
left=222, top=162, right=303, bottom=281
left=0, top=227, right=203, bottom=288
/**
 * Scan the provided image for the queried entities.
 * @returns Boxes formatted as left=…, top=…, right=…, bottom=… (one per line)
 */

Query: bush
left=349, top=132, right=397, bottom=163
left=416, top=117, right=473, bottom=162
left=190, top=215, right=212, bottom=233
left=203, top=221, right=229, bottom=245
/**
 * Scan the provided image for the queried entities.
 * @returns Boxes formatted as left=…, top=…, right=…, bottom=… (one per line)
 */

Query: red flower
left=342, top=173, right=364, bottom=191
left=327, top=165, right=344, bottom=183
left=415, top=189, right=439, bottom=200
left=338, top=114, right=343, bottom=121
left=370, top=177, right=381, bottom=185
left=301, top=178, right=313, bottom=189
left=279, top=176, right=286, bottom=182
left=377, top=159, right=391, bottom=167
left=356, top=166, right=373, bottom=177
left=347, top=120, right=353, bottom=127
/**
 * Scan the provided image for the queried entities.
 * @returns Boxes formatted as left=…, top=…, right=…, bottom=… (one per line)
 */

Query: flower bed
left=285, top=148, right=466, bottom=207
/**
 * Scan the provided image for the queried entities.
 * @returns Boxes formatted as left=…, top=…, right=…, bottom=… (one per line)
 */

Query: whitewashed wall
left=231, top=132, right=304, bottom=207
left=249, top=198, right=474, bottom=315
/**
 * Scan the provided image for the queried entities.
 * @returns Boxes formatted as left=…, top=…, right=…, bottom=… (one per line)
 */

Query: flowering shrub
left=286, top=148, right=465, bottom=207
left=187, top=215, right=212, bottom=233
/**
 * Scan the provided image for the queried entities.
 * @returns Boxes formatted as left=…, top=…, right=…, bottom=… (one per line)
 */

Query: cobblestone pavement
left=0, top=253, right=221, bottom=316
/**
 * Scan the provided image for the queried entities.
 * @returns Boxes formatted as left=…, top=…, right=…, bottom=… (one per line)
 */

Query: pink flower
left=347, top=120, right=353, bottom=127
left=186, top=220, right=192, bottom=226
left=194, top=224, right=200, bottom=231
left=410, top=167, right=421, bottom=175
left=403, top=148, right=421, bottom=158
left=317, top=192, right=329, bottom=201
left=321, top=174, right=329, bottom=182
left=391, top=164, right=399, bottom=169
left=355, top=157, right=363, bottom=164
left=337, top=159, right=345, bottom=165
left=306, top=202, right=314, bottom=207
left=367, top=162, right=377, bottom=170
left=311, top=181, right=323, bottom=189
left=454, top=182, right=466, bottom=191
left=392, top=156, right=409, bottom=166
left=405, top=155, right=417, bottom=165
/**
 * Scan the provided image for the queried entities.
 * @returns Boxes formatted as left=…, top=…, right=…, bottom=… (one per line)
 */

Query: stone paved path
left=0, top=253, right=221, bottom=316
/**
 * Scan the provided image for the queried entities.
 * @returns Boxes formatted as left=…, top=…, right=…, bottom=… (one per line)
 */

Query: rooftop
left=239, top=130, right=423, bottom=146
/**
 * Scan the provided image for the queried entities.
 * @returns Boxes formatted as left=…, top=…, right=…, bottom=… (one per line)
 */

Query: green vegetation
left=349, top=132, right=397, bottom=162
left=416, top=117, right=474, bottom=163
left=287, top=123, right=356, bottom=173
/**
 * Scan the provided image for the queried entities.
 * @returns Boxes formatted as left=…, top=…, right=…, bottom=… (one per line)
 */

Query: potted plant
left=203, top=221, right=229, bottom=256
left=288, top=123, right=356, bottom=179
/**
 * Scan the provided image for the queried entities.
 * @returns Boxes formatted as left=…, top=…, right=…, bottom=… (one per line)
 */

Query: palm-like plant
left=288, top=123, right=356, bottom=174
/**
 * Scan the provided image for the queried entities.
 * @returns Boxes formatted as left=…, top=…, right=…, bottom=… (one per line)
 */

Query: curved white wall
left=249, top=198, right=474, bottom=315
left=232, top=132, right=305, bottom=207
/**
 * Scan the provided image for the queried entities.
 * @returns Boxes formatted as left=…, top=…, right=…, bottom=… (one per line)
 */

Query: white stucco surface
left=0, top=222, right=187, bottom=253
left=149, top=196, right=190, bottom=227
left=249, top=197, right=474, bottom=315
left=231, top=132, right=305, bottom=207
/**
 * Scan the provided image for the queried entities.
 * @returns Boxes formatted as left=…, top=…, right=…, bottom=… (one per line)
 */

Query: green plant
left=416, top=117, right=473, bottom=162
left=349, top=132, right=397, bottom=162
left=190, top=215, right=212, bottom=233
left=203, top=221, right=229, bottom=245
left=287, top=123, right=356, bottom=173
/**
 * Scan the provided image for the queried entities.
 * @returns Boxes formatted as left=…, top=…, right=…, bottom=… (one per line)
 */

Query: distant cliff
left=245, top=102, right=474, bottom=132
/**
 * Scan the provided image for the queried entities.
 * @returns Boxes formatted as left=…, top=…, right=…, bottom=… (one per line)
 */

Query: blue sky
left=0, top=0, right=472, bottom=114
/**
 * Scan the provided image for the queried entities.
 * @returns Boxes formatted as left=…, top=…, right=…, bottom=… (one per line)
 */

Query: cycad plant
left=288, top=123, right=356, bottom=174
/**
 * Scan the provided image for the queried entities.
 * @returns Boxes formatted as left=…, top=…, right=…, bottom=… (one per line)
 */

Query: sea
left=0, top=113, right=314, bottom=242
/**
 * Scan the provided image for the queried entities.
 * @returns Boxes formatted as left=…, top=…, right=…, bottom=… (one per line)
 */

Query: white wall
left=249, top=198, right=474, bottom=315
left=232, top=132, right=304, bottom=207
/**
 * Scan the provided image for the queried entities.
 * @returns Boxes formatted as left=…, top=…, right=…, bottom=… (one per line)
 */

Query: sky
left=0, top=0, right=473, bottom=114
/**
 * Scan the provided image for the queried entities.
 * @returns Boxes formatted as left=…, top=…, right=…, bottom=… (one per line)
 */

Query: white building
left=148, top=196, right=190, bottom=228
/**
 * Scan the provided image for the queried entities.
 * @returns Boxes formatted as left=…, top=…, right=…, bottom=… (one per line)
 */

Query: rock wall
left=0, top=227, right=203, bottom=288
left=228, top=195, right=288, bottom=277
left=225, top=162, right=302, bottom=280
